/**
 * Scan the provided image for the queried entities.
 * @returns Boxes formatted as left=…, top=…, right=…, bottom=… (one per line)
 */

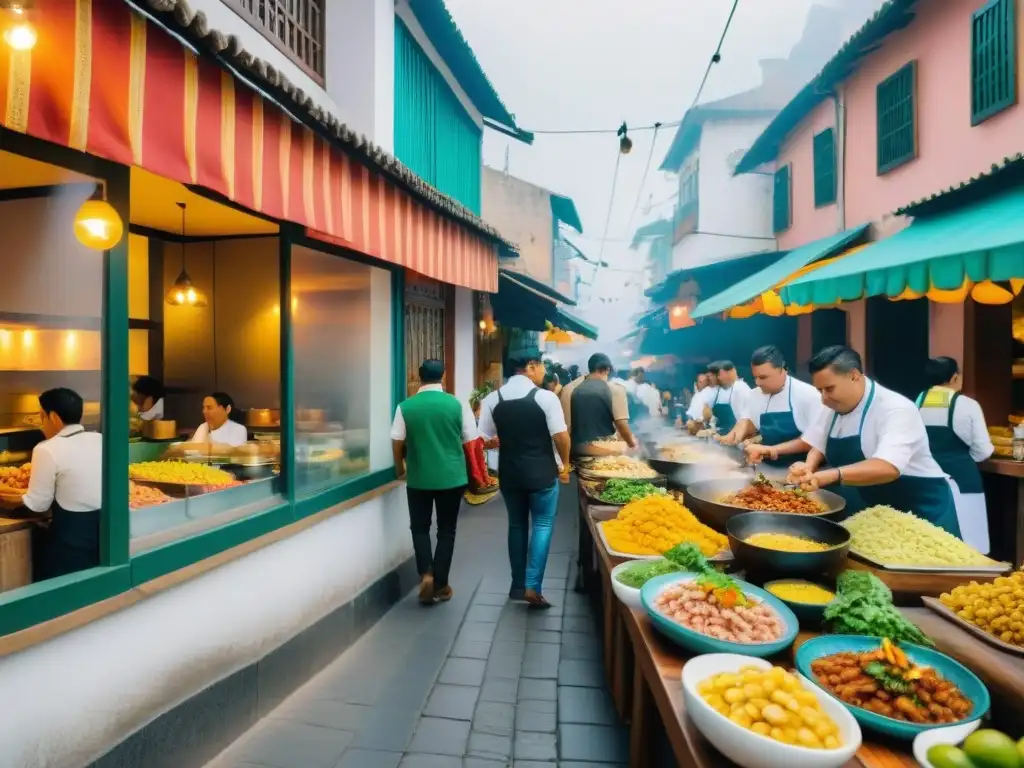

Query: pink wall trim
left=777, top=98, right=840, bottom=250
left=844, top=0, right=1024, bottom=226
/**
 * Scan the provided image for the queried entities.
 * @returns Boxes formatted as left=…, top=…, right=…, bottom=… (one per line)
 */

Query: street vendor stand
left=575, top=481, right=1024, bottom=768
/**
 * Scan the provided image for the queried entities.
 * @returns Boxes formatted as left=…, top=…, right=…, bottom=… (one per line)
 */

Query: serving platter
left=595, top=518, right=733, bottom=563
left=848, top=549, right=1011, bottom=575
left=921, top=596, right=1024, bottom=657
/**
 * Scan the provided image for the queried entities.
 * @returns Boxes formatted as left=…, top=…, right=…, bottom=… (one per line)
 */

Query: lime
left=964, top=730, right=1019, bottom=768
left=927, top=744, right=976, bottom=768
left=1017, top=737, right=1024, bottom=765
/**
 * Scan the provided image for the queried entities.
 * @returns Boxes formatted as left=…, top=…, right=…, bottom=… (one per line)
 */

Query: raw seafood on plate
left=653, top=572, right=785, bottom=644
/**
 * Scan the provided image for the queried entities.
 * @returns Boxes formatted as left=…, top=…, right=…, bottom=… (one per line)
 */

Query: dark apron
left=917, top=390, right=984, bottom=494
left=711, top=387, right=738, bottom=434
left=825, top=381, right=960, bottom=536
left=32, top=428, right=100, bottom=581
left=759, top=379, right=808, bottom=467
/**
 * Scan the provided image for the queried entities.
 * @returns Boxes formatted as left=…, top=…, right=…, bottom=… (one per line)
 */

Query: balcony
left=226, top=0, right=325, bottom=85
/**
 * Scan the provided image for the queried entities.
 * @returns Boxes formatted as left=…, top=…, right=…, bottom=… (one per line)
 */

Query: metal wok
left=643, top=439, right=753, bottom=489
left=683, top=477, right=847, bottom=533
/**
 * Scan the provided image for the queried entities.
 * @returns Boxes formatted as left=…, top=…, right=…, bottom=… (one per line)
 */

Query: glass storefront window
left=127, top=205, right=284, bottom=551
left=0, top=172, right=105, bottom=587
left=292, top=246, right=393, bottom=495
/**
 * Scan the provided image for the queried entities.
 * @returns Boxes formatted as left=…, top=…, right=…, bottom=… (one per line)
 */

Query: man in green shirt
left=391, top=360, right=477, bottom=604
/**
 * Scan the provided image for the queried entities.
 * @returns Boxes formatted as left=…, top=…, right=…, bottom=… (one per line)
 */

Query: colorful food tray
left=921, top=596, right=1024, bottom=657
left=849, top=549, right=1011, bottom=574
left=580, top=479, right=669, bottom=506
left=595, top=520, right=732, bottom=563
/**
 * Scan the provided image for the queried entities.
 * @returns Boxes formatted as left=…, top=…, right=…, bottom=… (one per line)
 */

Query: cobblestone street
left=205, top=487, right=628, bottom=768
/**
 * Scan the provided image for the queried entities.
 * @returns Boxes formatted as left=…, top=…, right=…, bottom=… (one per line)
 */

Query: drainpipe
left=833, top=87, right=847, bottom=232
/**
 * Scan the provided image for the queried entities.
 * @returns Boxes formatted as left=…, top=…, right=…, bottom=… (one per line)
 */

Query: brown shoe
left=419, top=574, right=435, bottom=605
left=435, top=586, right=453, bottom=602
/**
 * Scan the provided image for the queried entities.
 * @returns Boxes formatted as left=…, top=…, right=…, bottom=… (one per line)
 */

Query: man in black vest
left=478, top=349, right=571, bottom=608
left=562, top=353, right=637, bottom=456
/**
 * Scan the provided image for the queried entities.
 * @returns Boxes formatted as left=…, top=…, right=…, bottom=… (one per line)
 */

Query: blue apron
left=32, top=427, right=101, bottom=581
left=759, top=378, right=808, bottom=467
left=711, top=386, right=738, bottom=434
left=916, top=389, right=984, bottom=494
left=825, top=381, right=961, bottom=537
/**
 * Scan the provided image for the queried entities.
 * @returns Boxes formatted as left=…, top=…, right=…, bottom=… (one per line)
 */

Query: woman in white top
left=131, top=375, right=165, bottom=421
left=191, top=391, right=248, bottom=446
left=916, top=357, right=994, bottom=553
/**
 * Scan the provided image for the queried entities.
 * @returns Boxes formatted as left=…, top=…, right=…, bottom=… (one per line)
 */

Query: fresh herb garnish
left=664, top=543, right=711, bottom=573
left=863, top=661, right=915, bottom=695
left=599, top=478, right=668, bottom=504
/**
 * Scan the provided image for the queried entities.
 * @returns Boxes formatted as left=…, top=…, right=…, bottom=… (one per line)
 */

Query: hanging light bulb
left=165, top=202, right=209, bottom=307
left=971, top=279, right=1014, bottom=305
left=74, top=197, right=124, bottom=251
left=617, top=122, right=632, bottom=155
left=3, top=4, right=36, bottom=52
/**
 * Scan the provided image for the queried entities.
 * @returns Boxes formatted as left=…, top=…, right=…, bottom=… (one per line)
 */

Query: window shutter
left=813, top=128, right=836, bottom=207
left=773, top=165, right=791, bottom=234
left=876, top=61, right=917, bottom=174
left=972, top=0, right=1017, bottom=125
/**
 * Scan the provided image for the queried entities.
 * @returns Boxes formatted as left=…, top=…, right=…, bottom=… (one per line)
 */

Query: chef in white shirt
left=706, top=360, right=752, bottom=434
left=916, top=357, right=994, bottom=553
left=191, top=391, right=249, bottom=447
left=724, top=345, right=825, bottom=468
left=631, top=368, right=663, bottom=417
left=15, top=388, right=103, bottom=580
left=685, top=367, right=718, bottom=429
left=131, top=375, right=165, bottom=421
left=785, top=345, right=960, bottom=536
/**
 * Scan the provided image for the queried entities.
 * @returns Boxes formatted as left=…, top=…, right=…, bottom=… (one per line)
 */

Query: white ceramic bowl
left=610, top=562, right=646, bottom=610
left=681, top=653, right=862, bottom=768
left=912, top=720, right=982, bottom=768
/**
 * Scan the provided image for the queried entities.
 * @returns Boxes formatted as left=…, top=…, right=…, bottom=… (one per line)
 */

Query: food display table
left=576, top=490, right=1024, bottom=768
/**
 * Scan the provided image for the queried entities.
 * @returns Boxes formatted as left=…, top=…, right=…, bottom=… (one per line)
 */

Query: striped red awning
left=0, top=0, right=498, bottom=292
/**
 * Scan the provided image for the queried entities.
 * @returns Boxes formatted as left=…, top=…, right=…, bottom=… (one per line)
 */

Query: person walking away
left=392, top=359, right=477, bottom=604
left=562, top=353, right=637, bottom=455
left=917, top=357, right=993, bottom=553
left=478, top=349, right=570, bottom=608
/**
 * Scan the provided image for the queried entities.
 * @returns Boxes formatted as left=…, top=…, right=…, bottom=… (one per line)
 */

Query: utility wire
left=591, top=149, right=624, bottom=284
left=624, top=123, right=662, bottom=236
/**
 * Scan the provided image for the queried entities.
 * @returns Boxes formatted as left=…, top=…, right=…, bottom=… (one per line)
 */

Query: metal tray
left=594, top=517, right=733, bottom=563
left=849, top=549, right=1011, bottom=574
left=922, top=596, right=1024, bottom=657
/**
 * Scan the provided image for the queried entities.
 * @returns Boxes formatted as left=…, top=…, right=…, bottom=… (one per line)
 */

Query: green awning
left=556, top=307, right=598, bottom=340
left=782, top=187, right=1024, bottom=306
left=550, top=194, right=583, bottom=233
left=692, top=224, right=869, bottom=318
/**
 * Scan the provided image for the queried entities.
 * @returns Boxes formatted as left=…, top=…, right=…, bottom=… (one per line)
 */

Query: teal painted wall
left=394, top=18, right=482, bottom=213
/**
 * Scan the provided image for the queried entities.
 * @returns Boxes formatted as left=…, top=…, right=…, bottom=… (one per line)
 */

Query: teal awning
left=782, top=187, right=1024, bottom=306
left=550, top=194, right=583, bottom=233
left=556, top=308, right=598, bottom=340
left=499, top=269, right=576, bottom=306
left=692, top=224, right=869, bottom=318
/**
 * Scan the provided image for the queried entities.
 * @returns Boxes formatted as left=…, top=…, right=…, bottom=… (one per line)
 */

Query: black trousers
left=407, top=485, right=465, bottom=590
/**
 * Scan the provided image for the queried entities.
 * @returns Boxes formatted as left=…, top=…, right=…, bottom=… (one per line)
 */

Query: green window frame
left=971, top=0, right=1017, bottom=125
left=773, top=164, right=792, bottom=234
left=0, top=131, right=406, bottom=639
left=876, top=61, right=917, bottom=175
left=394, top=19, right=483, bottom=213
left=812, top=128, right=837, bottom=208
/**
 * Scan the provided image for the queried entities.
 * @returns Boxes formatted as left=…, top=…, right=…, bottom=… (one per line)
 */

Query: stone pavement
left=204, top=487, right=628, bottom=768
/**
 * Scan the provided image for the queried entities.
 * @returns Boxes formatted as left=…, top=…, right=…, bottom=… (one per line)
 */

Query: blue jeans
left=502, top=482, right=559, bottom=592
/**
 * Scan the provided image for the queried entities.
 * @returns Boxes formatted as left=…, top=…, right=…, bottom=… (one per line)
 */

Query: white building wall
left=0, top=490, right=413, bottom=768
left=453, top=287, right=476, bottom=404
left=481, top=168, right=554, bottom=286
left=672, top=118, right=776, bottom=271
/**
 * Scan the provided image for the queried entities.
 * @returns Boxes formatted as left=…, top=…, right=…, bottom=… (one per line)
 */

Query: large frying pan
left=683, top=477, right=847, bottom=533
left=643, top=439, right=752, bottom=489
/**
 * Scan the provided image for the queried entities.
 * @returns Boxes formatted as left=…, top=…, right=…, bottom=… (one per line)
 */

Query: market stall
left=572, top=442, right=1024, bottom=768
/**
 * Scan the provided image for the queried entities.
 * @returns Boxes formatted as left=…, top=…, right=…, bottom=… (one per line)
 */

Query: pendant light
left=165, top=202, right=208, bottom=307
left=2, top=3, right=36, bottom=52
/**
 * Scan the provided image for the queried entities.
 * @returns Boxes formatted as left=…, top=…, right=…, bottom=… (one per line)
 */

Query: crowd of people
left=391, top=342, right=995, bottom=614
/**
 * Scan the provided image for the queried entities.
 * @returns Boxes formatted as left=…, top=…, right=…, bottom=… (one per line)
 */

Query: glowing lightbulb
left=671, top=305, right=683, bottom=318
left=272, top=303, right=280, bottom=315
left=22, top=329, right=33, bottom=347
left=79, top=218, right=109, bottom=239
left=186, top=287, right=197, bottom=304
left=478, top=320, right=486, bottom=330
left=291, top=296, right=298, bottom=313
left=175, top=291, right=185, bottom=304
left=4, top=21, right=36, bottom=52
left=66, top=331, right=77, bottom=349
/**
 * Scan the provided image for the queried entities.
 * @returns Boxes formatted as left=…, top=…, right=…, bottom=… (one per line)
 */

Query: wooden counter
left=577, top=492, right=1024, bottom=768
left=0, top=516, right=32, bottom=592
left=981, top=458, right=1024, bottom=567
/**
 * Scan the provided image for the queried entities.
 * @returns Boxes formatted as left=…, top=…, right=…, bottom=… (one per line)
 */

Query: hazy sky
left=446, top=0, right=829, bottom=342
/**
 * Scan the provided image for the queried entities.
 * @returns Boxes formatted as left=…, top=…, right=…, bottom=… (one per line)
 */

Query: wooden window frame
left=971, top=0, right=1017, bottom=126
left=812, top=128, right=837, bottom=208
left=773, top=164, right=792, bottom=234
left=876, top=61, right=918, bottom=175
left=224, top=0, right=326, bottom=86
